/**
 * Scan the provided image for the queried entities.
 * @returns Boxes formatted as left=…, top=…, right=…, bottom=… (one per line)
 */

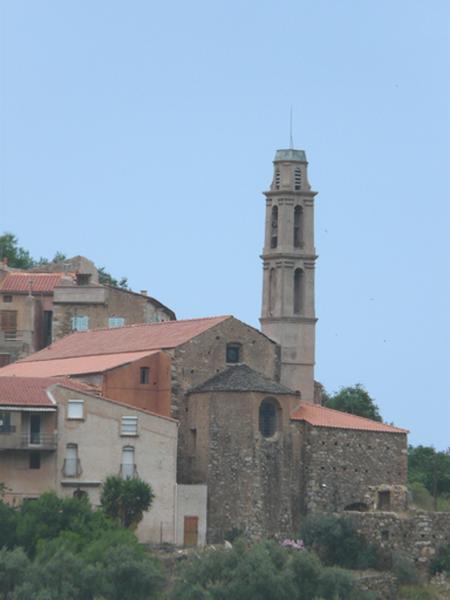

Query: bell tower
left=260, top=148, right=318, bottom=403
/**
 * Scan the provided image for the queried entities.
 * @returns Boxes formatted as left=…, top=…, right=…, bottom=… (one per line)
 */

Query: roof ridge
left=49, top=315, right=231, bottom=336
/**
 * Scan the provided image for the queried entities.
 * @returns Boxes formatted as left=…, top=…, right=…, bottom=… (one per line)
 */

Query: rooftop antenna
left=289, top=105, right=294, bottom=149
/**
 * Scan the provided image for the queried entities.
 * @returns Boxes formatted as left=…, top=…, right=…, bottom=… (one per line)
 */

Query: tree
left=323, top=384, right=382, bottom=422
left=0, top=233, right=35, bottom=269
left=100, top=476, right=154, bottom=529
left=408, top=446, right=450, bottom=509
left=299, top=514, right=377, bottom=570
left=98, top=266, right=129, bottom=289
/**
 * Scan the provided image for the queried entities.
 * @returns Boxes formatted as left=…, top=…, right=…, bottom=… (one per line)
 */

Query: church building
left=0, top=146, right=409, bottom=545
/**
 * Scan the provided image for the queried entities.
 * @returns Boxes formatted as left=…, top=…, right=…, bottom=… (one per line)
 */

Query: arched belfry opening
left=294, top=205, right=303, bottom=248
left=270, top=206, right=278, bottom=249
left=293, top=268, right=304, bottom=315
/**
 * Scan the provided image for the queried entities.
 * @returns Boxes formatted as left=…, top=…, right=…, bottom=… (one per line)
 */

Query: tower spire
left=289, top=106, right=294, bottom=149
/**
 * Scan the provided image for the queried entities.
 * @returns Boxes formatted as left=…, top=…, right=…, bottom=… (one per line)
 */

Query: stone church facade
left=0, top=146, right=409, bottom=545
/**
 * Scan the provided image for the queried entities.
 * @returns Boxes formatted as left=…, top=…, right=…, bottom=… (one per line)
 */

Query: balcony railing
left=0, top=432, right=57, bottom=450
left=62, top=458, right=82, bottom=477
left=0, top=330, right=29, bottom=343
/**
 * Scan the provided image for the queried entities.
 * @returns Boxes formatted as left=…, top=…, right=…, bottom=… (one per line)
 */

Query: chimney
left=140, top=290, right=148, bottom=296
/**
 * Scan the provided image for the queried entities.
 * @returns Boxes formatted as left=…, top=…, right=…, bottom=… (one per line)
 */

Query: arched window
left=293, top=269, right=304, bottom=314
left=294, top=168, right=301, bottom=191
left=121, top=446, right=135, bottom=479
left=293, top=206, right=303, bottom=248
left=270, top=206, right=278, bottom=248
left=63, top=444, right=80, bottom=477
left=259, top=398, right=280, bottom=438
left=269, top=268, right=277, bottom=315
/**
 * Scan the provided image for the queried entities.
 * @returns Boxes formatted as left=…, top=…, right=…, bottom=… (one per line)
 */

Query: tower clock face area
left=260, top=149, right=317, bottom=403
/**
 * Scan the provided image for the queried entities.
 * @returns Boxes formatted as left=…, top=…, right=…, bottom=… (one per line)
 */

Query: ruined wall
left=188, top=389, right=302, bottom=543
left=348, top=511, right=450, bottom=570
left=299, top=423, right=408, bottom=513
left=170, top=317, right=281, bottom=480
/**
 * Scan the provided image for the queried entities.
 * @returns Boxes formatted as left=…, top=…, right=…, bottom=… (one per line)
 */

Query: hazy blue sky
left=1, top=1, right=449, bottom=449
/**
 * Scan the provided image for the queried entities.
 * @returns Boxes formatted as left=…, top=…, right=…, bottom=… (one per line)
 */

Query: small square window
left=121, top=416, right=138, bottom=436
left=140, top=367, right=150, bottom=384
left=226, top=343, right=241, bottom=363
left=29, top=451, right=41, bottom=469
left=68, top=400, right=84, bottom=420
left=2, top=295, right=12, bottom=303
left=71, top=316, right=89, bottom=331
left=108, top=317, right=125, bottom=328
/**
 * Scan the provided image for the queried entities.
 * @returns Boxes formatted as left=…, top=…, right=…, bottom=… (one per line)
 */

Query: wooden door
left=184, top=516, right=198, bottom=547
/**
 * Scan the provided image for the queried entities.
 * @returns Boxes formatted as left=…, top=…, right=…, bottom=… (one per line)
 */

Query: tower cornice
left=260, top=253, right=318, bottom=262
left=263, top=190, right=317, bottom=198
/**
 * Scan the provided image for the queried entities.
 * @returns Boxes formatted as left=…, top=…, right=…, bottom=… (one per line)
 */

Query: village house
left=0, top=255, right=175, bottom=365
left=0, top=376, right=206, bottom=546
left=0, top=146, right=410, bottom=545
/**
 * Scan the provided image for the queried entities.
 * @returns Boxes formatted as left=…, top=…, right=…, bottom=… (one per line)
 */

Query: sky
left=1, top=1, right=449, bottom=449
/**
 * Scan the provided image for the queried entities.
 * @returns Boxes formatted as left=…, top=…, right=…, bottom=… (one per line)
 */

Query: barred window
left=121, top=416, right=138, bottom=436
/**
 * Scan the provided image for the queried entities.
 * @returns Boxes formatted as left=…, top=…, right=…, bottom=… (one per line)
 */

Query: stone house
left=0, top=376, right=206, bottom=545
left=0, top=256, right=175, bottom=365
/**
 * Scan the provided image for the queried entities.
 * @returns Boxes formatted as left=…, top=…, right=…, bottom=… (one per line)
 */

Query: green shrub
left=430, top=542, right=450, bottom=575
left=0, top=547, right=29, bottom=600
left=299, top=514, right=377, bottom=569
left=398, top=584, right=440, bottom=600
left=392, top=552, right=419, bottom=585
left=409, top=482, right=434, bottom=511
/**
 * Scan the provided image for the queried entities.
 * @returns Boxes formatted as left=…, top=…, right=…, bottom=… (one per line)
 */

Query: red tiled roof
left=0, top=376, right=89, bottom=407
left=0, top=351, right=158, bottom=377
left=291, top=403, right=408, bottom=433
left=0, top=273, right=67, bottom=293
left=18, top=316, right=230, bottom=362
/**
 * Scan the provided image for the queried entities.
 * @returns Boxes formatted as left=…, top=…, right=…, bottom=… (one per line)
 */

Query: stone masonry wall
left=348, top=511, right=450, bottom=570
left=171, top=317, right=281, bottom=481
left=300, top=423, right=408, bottom=513
left=53, top=285, right=173, bottom=341
left=188, top=389, right=303, bottom=543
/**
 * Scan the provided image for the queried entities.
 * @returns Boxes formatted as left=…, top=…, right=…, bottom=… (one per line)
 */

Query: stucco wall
left=103, top=351, right=171, bottom=417
left=176, top=484, right=207, bottom=546
left=53, top=386, right=178, bottom=543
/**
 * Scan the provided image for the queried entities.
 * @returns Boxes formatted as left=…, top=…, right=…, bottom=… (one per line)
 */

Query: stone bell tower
left=260, top=148, right=318, bottom=403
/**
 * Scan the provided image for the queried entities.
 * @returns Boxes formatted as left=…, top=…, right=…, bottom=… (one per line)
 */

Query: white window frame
left=121, top=446, right=135, bottom=479
left=71, top=315, right=89, bottom=331
left=108, top=316, right=125, bottom=328
left=121, top=416, right=138, bottom=436
left=67, top=399, right=84, bottom=420
left=63, top=444, right=79, bottom=477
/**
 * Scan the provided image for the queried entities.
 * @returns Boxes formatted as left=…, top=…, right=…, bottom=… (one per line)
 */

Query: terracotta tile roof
left=291, top=403, right=408, bottom=433
left=0, top=376, right=88, bottom=407
left=18, top=316, right=230, bottom=362
left=190, top=364, right=295, bottom=395
left=0, top=273, right=67, bottom=293
left=0, top=351, right=159, bottom=377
